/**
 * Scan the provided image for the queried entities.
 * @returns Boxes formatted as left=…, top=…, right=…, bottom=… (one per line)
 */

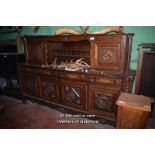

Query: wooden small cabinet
left=117, top=106, right=149, bottom=129
left=89, top=84, right=120, bottom=118
left=60, top=80, right=87, bottom=110
left=116, top=93, right=151, bottom=129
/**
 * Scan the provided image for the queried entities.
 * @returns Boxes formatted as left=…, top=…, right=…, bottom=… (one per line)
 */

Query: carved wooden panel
left=40, top=77, right=59, bottom=102
left=90, top=40, right=126, bottom=74
left=27, top=77, right=34, bottom=91
left=89, top=84, right=120, bottom=118
left=94, top=92, right=114, bottom=112
left=20, top=72, right=39, bottom=97
left=61, top=80, right=86, bottom=110
left=98, top=47, right=116, bottom=64
left=25, top=38, right=44, bottom=65
left=45, top=42, right=56, bottom=65
left=65, top=86, right=80, bottom=104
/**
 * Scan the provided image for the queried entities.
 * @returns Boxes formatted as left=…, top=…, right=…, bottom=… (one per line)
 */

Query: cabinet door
left=20, top=72, right=39, bottom=97
left=61, top=80, right=87, bottom=110
left=40, top=76, right=59, bottom=103
left=24, top=38, right=45, bottom=65
left=89, top=84, right=120, bottom=118
left=90, top=35, right=127, bottom=74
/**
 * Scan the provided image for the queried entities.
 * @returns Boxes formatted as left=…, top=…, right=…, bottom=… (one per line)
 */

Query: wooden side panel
left=116, top=106, right=148, bottom=129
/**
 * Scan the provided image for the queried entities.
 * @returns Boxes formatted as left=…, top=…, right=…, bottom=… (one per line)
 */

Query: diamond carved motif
left=42, top=81, right=56, bottom=98
left=98, top=47, right=116, bottom=64
left=94, top=92, right=114, bottom=112
left=65, top=86, right=80, bottom=104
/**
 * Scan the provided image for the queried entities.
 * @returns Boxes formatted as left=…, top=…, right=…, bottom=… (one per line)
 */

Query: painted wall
left=1, top=26, right=155, bottom=70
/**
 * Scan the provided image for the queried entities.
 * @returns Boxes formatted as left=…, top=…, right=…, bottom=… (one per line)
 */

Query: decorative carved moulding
left=55, top=26, right=124, bottom=35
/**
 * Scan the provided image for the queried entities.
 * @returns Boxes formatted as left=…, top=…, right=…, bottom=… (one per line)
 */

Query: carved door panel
left=61, top=80, right=87, bottom=110
left=40, top=76, right=59, bottom=102
left=20, top=72, right=39, bottom=97
left=89, top=85, right=120, bottom=118
left=24, top=38, right=45, bottom=65
left=90, top=36, right=126, bottom=74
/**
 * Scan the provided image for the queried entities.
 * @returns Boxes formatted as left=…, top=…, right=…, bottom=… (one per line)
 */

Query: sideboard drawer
left=87, top=76, right=96, bottom=82
left=59, top=72, right=86, bottom=81
left=42, top=69, right=58, bottom=76
left=21, top=67, right=41, bottom=74
left=96, top=76, right=123, bottom=87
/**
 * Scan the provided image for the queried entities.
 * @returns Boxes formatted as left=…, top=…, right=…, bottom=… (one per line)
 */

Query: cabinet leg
left=22, top=96, right=27, bottom=104
left=0, top=103, right=5, bottom=112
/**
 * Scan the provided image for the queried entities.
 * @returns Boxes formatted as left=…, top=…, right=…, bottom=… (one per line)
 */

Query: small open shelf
left=46, top=40, right=90, bottom=65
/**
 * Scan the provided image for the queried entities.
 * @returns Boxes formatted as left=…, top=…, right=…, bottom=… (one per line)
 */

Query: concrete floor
left=0, top=95, right=115, bottom=129
left=1, top=95, right=155, bottom=129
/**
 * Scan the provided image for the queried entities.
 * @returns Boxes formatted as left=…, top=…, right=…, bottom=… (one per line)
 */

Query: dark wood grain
left=18, top=33, right=133, bottom=121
